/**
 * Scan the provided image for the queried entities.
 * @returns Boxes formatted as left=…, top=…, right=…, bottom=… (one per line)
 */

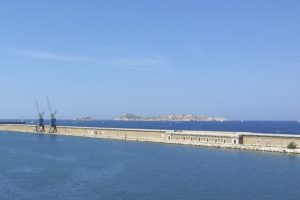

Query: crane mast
left=46, top=96, right=57, bottom=133
left=34, top=98, right=45, bottom=132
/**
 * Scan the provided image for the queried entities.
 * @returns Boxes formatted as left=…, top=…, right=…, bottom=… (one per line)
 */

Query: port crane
left=34, top=98, right=45, bottom=132
left=46, top=96, right=57, bottom=133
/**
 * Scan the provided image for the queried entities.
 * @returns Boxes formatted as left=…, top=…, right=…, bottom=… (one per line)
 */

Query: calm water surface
left=0, top=131, right=300, bottom=200
left=26, top=120, right=300, bottom=135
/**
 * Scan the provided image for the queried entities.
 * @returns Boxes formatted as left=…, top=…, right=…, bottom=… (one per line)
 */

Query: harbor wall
left=242, top=134, right=300, bottom=148
left=1, top=124, right=300, bottom=154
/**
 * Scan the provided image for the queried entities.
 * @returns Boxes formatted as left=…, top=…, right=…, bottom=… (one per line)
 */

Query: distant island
left=116, top=114, right=226, bottom=122
left=75, top=116, right=93, bottom=122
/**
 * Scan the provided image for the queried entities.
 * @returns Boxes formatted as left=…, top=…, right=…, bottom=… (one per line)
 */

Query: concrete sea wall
left=1, top=124, right=300, bottom=154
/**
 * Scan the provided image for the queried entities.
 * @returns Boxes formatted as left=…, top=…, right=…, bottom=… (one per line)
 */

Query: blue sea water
left=1, top=121, right=300, bottom=200
left=28, top=120, right=300, bottom=134
left=0, top=130, right=300, bottom=200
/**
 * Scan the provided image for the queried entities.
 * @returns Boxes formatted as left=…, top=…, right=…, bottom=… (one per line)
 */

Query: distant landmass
left=75, top=116, right=93, bottom=122
left=116, top=114, right=226, bottom=122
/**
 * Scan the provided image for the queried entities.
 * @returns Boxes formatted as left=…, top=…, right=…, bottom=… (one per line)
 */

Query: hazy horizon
left=1, top=0, right=299, bottom=120
left=1, top=115, right=300, bottom=122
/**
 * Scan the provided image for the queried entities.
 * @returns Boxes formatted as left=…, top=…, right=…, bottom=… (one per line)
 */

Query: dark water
left=27, top=120, right=300, bottom=135
left=0, top=131, right=300, bottom=200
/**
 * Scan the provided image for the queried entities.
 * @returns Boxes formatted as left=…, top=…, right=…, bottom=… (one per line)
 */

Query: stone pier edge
left=1, top=124, right=300, bottom=155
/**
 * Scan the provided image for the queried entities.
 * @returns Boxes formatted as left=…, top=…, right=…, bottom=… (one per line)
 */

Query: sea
left=0, top=121, right=300, bottom=200
left=25, top=119, right=300, bottom=134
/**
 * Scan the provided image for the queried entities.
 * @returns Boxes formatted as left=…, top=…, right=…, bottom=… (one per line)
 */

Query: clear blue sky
left=0, top=0, right=299, bottom=120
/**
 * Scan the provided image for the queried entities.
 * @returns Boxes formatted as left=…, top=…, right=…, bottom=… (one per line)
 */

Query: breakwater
left=0, top=124, right=300, bottom=154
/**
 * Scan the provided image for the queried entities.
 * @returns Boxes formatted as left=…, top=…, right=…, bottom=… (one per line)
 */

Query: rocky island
left=75, top=116, right=93, bottom=122
left=116, top=114, right=226, bottom=122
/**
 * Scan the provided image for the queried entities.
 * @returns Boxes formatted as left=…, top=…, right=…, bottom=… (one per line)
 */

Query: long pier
left=0, top=124, right=300, bottom=154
